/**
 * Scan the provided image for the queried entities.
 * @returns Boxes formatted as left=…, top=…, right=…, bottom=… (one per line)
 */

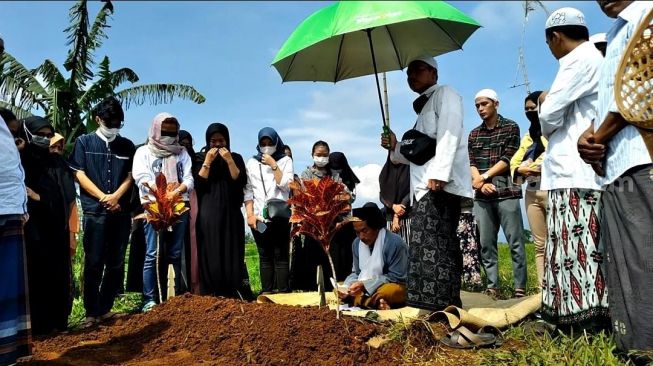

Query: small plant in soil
left=288, top=176, right=353, bottom=319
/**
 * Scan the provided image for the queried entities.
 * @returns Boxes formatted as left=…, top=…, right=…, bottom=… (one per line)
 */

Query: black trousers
left=82, top=214, right=130, bottom=317
left=253, top=219, right=290, bottom=294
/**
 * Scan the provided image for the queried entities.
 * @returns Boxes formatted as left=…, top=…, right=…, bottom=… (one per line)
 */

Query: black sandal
left=441, top=326, right=497, bottom=349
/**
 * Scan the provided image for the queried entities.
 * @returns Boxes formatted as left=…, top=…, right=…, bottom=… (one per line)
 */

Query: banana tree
left=0, top=0, right=205, bottom=146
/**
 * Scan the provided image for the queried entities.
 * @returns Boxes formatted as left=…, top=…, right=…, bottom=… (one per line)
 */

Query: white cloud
left=351, top=163, right=382, bottom=208
left=470, top=1, right=525, bottom=39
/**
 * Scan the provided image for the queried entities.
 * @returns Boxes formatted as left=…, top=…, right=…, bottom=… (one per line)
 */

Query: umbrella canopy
left=272, top=1, right=481, bottom=83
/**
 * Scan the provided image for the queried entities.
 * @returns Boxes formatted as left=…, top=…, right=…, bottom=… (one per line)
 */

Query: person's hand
left=218, top=147, right=233, bottom=163
left=165, top=188, right=180, bottom=201
left=337, top=289, right=350, bottom=300
left=391, top=215, right=401, bottom=233
left=261, top=154, right=276, bottom=167
left=428, top=179, right=446, bottom=191
left=577, top=125, right=606, bottom=163
left=517, top=166, right=534, bottom=177
left=472, top=175, right=485, bottom=189
left=247, top=215, right=258, bottom=230
left=392, top=204, right=406, bottom=217
left=107, top=203, right=121, bottom=213
left=15, top=137, right=25, bottom=151
left=348, top=282, right=365, bottom=297
left=100, top=193, right=118, bottom=208
left=204, top=147, right=219, bottom=165
left=480, top=183, right=497, bottom=195
left=337, top=192, right=352, bottom=202
left=26, top=187, right=40, bottom=201
left=381, top=130, right=397, bottom=151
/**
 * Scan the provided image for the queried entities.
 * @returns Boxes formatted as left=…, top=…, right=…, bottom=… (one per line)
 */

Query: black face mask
left=526, top=111, right=541, bottom=135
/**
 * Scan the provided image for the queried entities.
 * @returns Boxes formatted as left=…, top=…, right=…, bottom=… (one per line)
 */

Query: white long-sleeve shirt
left=539, top=41, right=603, bottom=191
left=595, top=1, right=653, bottom=186
left=132, top=145, right=194, bottom=203
left=391, top=84, right=473, bottom=202
left=0, top=116, right=27, bottom=215
left=244, top=155, right=294, bottom=217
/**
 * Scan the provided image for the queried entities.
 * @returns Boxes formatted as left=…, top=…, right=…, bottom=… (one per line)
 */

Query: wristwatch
left=481, top=172, right=490, bottom=181
left=271, top=165, right=278, bottom=171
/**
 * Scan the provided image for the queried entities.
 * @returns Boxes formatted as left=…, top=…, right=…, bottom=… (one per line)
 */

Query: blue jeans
left=143, top=212, right=189, bottom=303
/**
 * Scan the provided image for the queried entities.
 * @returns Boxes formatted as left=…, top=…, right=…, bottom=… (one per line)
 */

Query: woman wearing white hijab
left=132, top=113, right=194, bottom=312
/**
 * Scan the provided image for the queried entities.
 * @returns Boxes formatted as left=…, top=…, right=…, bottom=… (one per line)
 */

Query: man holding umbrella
left=381, top=56, right=473, bottom=311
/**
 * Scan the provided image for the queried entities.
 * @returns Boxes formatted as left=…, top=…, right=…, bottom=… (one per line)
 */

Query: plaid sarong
left=0, top=215, right=31, bottom=366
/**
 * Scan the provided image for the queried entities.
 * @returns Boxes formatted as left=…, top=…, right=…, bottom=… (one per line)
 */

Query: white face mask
left=98, top=125, right=120, bottom=140
left=160, top=136, right=177, bottom=145
left=313, top=156, right=329, bottom=168
left=260, top=146, right=276, bottom=156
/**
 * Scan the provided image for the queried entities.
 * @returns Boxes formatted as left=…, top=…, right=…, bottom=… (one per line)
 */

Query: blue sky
left=1, top=1, right=616, bottom=218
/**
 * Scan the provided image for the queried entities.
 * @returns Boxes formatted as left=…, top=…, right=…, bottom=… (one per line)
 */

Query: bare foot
left=378, top=298, right=391, bottom=310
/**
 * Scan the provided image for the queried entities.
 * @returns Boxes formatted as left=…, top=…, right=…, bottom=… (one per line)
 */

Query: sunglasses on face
left=160, top=130, right=178, bottom=137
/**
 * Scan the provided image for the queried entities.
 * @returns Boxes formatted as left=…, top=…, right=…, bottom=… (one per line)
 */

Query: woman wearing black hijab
left=195, top=123, right=253, bottom=300
left=20, top=116, right=76, bottom=334
left=328, top=152, right=360, bottom=282
left=378, top=152, right=411, bottom=244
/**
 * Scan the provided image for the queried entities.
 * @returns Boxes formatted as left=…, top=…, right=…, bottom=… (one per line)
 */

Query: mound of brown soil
left=21, top=294, right=403, bottom=366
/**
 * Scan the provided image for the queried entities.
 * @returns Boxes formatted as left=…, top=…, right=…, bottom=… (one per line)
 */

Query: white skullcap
left=590, top=33, right=607, bottom=44
left=408, top=55, right=438, bottom=71
left=475, top=89, right=499, bottom=103
left=546, top=7, right=587, bottom=29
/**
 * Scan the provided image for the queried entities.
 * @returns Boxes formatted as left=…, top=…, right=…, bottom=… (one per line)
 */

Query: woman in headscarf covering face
left=524, top=91, right=546, bottom=160
left=329, top=152, right=360, bottom=192
left=244, top=127, right=294, bottom=294
left=195, top=122, right=253, bottom=299
left=22, top=116, right=55, bottom=152
left=200, top=123, right=239, bottom=180
left=146, top=113, right=185, bottom=185
left=19, top=116, right=77, bottom=334
left=255, top=127, right=286, bottom=163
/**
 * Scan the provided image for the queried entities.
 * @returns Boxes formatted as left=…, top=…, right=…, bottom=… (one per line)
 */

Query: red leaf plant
left=135, top=173, right=189, bottom=232
left=288, top=176, right=354, bottom=318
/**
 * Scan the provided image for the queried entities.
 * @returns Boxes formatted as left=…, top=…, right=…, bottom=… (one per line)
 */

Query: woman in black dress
left=195, top=123, right=253, bottom=300
left=21, top=116, right=76, bottom=334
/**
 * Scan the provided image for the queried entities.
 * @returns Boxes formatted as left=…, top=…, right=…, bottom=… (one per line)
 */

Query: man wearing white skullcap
left=468, top=88, right=526, bottom=299
left=539, top=7, right=609, bottom=330
left=380, top=55, right=472, bottom=311
left=578, top=0, right=653, bottom=355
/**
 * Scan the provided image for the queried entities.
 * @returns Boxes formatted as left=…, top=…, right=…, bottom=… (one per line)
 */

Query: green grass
left=245, top=241, right=261, bottom=295
left=67, top=236, right=636, bottom=365
left=493, top=243, right=540, bottom=298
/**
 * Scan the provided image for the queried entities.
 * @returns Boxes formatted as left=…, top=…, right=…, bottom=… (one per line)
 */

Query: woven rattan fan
left=615, top=8, right=653, bottom=161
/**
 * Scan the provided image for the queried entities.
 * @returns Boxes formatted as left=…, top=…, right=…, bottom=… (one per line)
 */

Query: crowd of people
left=1, top=1, right=652, bottom=365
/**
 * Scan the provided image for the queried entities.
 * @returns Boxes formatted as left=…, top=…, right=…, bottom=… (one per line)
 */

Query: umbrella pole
left=383, top=72, right=390, bottom=127
left=365, top=29, right=388, bottom=129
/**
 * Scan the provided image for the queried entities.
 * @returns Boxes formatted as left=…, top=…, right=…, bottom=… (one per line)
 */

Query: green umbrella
left=272, top=1, right=481, bottom=128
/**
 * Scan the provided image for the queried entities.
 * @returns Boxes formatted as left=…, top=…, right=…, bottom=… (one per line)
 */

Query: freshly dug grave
left=22, top=294, right=404, bottom=366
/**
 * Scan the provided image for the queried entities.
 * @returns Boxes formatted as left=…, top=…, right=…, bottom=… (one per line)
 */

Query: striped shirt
left=595, top=1, right=653, bottom=186
left=69, top=133, right=136, bottom=215
left=468, top=114, right=522, bottom=200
